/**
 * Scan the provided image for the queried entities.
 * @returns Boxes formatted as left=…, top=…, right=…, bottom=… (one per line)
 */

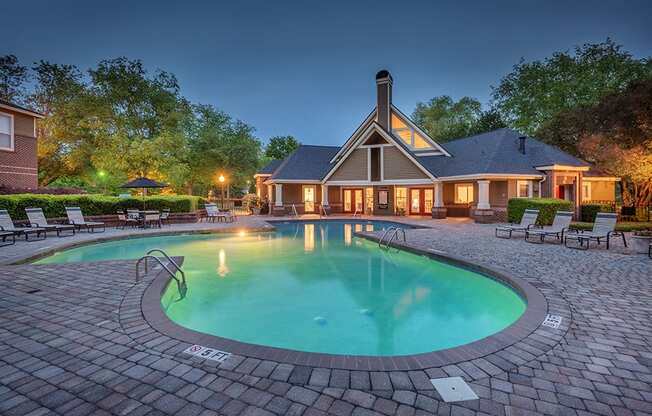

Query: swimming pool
left=38, top=220, right=527, bottom=356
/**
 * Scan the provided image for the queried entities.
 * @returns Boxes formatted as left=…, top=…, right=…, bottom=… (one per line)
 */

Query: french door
left=408, top=188, right=434, bottom=215
left=343, top=189, right=363, bottom=213
left=303, top=186, right=315, bottom=213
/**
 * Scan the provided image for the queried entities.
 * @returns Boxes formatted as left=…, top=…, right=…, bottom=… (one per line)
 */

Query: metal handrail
left=378, top=227, right=406, bottom=249
left=387, top=228, right=406, bottom=247
left=378, top=226, right=396, bottom=247
left=136, top=254, right=187, bottom=299
left=146, top=249, right=185, bottom=284
left=291, top=204, right=299, bottom=217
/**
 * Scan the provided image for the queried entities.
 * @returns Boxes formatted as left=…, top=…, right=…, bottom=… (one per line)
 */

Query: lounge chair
left=495, top=209, right=540, bottom=239
left=65, top=207, right=105, bottom=232
left=216, top=208, right=236, bottom=223
left=0, top=230, right=15, bottom=246
left=0, top=209, right=47, bottom=241
left=564, top=212, right=626, bottom=250
left=525, top=211, right=573, bottom=244
left=204, top=204, right=219, bottom=222
left=25, top=208, right=76, bottom=237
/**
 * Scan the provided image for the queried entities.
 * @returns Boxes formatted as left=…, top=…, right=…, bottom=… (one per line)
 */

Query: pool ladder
left=136, top=249, right=187, bottom=297
left=378, top=227, right=406, bottom=249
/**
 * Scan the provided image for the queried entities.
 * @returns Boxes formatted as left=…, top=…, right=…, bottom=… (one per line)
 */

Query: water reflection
left=217, top=248, right=229, bottom=277
left=304, top=224, right=315, bottom=252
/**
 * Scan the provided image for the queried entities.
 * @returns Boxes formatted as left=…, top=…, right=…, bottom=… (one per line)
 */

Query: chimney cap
left=376, top=70, right=392, bottom=81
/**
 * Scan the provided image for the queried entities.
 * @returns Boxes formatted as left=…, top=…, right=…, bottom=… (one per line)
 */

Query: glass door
left=365, top=188, right=374, bottom=214
left=423, top=189, right=433, bottom=213
left=410, top=189, right=421, bottom=214
left=344, top=189, right=352, bottom=212
left=354, top=190, right=363, bottom=213
left=303, top=186, right=315, bottom=213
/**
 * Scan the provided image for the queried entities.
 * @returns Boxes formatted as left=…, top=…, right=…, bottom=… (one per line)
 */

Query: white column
left=321, top=184, right=329, bottom=205
left=477, top=180, right=491, bottom=209
left=434, top=182, right=443, bottom=207
left=275, top=184, right=283, bottom=207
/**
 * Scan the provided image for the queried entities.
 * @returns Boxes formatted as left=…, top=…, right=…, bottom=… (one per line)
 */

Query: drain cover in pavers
left=430, top=377, right=479, bottom=402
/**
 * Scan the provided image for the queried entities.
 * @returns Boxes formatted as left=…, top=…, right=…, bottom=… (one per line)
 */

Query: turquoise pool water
left=38, top=220, right=526, bottom=356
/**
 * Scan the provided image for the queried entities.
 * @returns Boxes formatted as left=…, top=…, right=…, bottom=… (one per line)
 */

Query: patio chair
left=495, top=209, right=540, bottom=239
left=143, top=212, right=161, bottom=228
left=564, top=212, right=626, bottom=250
left=65, top=207, right=105, bottom=233
left=0, top=230, right=15, bottom=246
left=25, top=208, right=76, bottom=237
left=159, top=209, right=171, bottom=226
left=525, top=211, right=573, bottom=244
left=116, top=211, right=139, bottom=229
left=0, top=209, right=46, bottom=241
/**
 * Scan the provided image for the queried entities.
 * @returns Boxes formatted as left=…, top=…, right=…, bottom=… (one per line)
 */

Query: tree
left=265, top=135, right=300, bottom=160
left=0, top=55, right=28, bottom=103
left=538, top=78, right=652, bottom=205
left=492, top=39, right=652, bottom=135
left=412, top=96, right=484, bottom=142
left=181, top=104, right=262, bottom=196
left=472, top=109, right=507, bottom=134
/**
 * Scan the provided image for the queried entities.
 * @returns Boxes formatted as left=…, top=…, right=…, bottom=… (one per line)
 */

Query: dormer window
left=391, top=112, right=432, bottom=150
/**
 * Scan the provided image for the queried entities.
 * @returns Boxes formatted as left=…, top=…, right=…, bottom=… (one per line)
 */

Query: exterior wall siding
left=382, top=147, right=428, bottom=180
left=0, top=108, right=38, bottom=189
left=329, top=149, right=368, bottom=181
left=489, top=181, right=508, bottom=207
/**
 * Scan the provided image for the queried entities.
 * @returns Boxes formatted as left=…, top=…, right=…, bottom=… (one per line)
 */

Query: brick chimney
left=375, top=70, right=393, bottom=130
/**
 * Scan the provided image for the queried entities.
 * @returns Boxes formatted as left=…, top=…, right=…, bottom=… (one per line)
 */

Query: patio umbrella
left=120, top=177, right=167, bottom=209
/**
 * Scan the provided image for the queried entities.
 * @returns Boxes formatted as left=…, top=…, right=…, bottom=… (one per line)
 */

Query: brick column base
left=431, top=207, right=447, bottom=219
left=471, top=208, right=507, bottom=223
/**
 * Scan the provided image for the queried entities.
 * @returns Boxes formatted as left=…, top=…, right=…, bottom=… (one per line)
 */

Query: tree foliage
left=412, top=96, right=505, bottom=142
left=0, top=55, right=29, bottom=103
left=538, top=78, right=652, bottom=205
left=492, top=39, right=652, bottom=134
left=265, top=135, right=300, bottom=160
left=8, top=56, right=262, bottom=196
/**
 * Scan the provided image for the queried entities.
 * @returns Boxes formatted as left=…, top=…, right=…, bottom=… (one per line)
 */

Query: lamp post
left=98, top=170, right=107, bottom=194
left=218, top=174, right=225, bottom=209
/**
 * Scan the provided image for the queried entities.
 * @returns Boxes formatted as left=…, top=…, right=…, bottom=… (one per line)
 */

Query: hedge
left=0, top=194, right=207, bottom=220
left=570, top=221, right=652, bottom=232
left=507, top=198, right=574, bottom=225
left=579, top=203, right=615, bottom=222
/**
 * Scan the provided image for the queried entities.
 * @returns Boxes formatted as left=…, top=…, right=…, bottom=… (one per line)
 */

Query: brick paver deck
left=1, top=217, right=651, bottom=415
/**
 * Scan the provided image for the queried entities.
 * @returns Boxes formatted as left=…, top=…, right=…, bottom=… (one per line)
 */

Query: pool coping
left=140, top=226, right=550, bottom=371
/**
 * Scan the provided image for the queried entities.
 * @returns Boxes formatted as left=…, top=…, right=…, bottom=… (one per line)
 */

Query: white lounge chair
left=25, top=208, right=76, bottom=237
left=495, top=209, right=540, bottom=239
left=564, top=212, right=625, bottom=250
left=0, top=209, right=47, bottom=241
left=204, top=204, right=219, bottom=222
left=65, top=207, right=105, bottom=232
left=525, top=211, right=573, bottom=244
left=216, top=208, right=236, bottom=223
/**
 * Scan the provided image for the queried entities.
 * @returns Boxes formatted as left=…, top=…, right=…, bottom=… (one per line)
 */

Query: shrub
left=580, top=203, right=615, bottom=222
left=242, top=193, right=262, bottom=212
left=507, top=198, right=574, bottom=225
left=0, top=194, right=206, bottom=220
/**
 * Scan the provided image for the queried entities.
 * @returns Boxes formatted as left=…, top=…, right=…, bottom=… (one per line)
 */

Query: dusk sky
left=3, top=0, right=651, bottom=146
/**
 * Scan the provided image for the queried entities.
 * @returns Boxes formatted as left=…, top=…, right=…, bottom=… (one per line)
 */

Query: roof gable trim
left=322, top=122, right=437, bottom=182
left=329, top=109, right=376, bottom=163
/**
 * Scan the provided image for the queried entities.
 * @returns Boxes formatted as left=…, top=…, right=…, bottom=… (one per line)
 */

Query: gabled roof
left=257, top=159, right=283, bottom=175
left=270, top=145, right=340, bottom=181
left=0, top=100, right=44, bottom=118
left=418, top=128, right=589, bottom=177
